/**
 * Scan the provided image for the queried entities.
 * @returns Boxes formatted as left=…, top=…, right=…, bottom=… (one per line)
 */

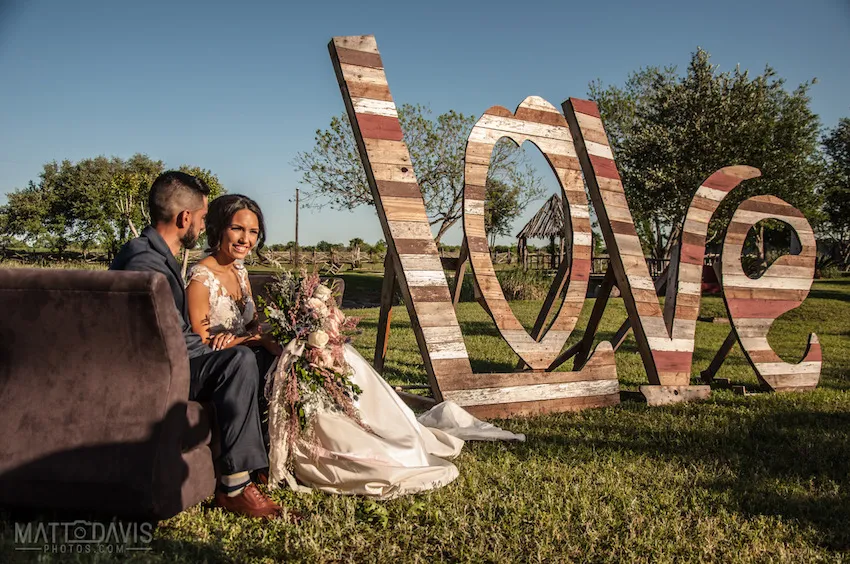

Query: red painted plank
left=702, top=171, right=741, bottom=192
left=570, top=258, right=591, bottom=281
left=569, top=98, right=601, bottom=118
left=335, top=47, right=383, bottom=69
left=737, top=199, right=804, bottom=218
left=726, top=299, right=803, bottom=319
left=652, top=350, right=693, bottom=372
left=806, top=344, right=822, bottom=362
left=589, top=155, right=621, bottom=180
left=357, top=113, right=404, bottom=141
left=515, top=106, right=566, bottom=127
left=484, top=106, right=513, bottom=118
left=376, top=180, right=421, bottom=198
left=680, top=242, right=705, bottom=265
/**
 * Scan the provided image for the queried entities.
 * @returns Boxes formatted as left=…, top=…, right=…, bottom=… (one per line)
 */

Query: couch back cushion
left=0, top=268, right=190, bottom=487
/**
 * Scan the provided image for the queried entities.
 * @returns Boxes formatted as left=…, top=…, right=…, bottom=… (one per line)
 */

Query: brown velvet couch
left=0, top=268, right=216, bottom=520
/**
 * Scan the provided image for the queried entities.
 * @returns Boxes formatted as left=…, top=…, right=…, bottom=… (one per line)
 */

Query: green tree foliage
left=821, top=118, right=850, bottom=266
left=178, top=165, right=226, bottom=200
left=590, top=49, right=823, bottom=259
left=2, top=155, right=225, bottom=254
left=293, top=105, right=544, bottom=243
left=484, top=178, right=527, bottom=247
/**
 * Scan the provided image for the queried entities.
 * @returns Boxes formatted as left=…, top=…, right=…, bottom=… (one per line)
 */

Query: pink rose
left=325, top=316, right=340, bottom=337
left=317, top=349, right=334, bottom=369
left=313, top=284, right=333, bottom=302
left=307, top=297, right=329, bottom=318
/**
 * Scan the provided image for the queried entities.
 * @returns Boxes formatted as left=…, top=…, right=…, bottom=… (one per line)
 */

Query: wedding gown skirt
left=268, top=345, right=524, bottom=499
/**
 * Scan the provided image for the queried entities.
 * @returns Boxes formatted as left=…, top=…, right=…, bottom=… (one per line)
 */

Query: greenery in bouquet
left=257, top=271, right=363, bottom=447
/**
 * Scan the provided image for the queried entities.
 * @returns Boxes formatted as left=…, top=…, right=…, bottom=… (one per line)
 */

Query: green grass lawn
left=2, top=278, right=849, bottom=562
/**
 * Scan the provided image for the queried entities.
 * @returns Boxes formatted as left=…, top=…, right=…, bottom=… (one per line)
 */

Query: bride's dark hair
left=204, top=194, right=267, bottom=258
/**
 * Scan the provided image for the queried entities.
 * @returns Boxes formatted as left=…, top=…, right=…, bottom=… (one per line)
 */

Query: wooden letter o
left=463, top=96, right=592, bottom=369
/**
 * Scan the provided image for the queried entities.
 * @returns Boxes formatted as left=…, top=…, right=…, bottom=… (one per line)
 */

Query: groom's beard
left=180, top=225, right=199, bottom=250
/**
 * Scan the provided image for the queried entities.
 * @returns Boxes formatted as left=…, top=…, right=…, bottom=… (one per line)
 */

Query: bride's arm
left=187, top=278, right=254, bottom=351
left=186, top=278, right=216, bottom=344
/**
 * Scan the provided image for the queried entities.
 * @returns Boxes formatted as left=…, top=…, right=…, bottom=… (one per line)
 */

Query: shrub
left=454, top=268, right=552, bottom=301
left=814, top=255, right=844, bottom=279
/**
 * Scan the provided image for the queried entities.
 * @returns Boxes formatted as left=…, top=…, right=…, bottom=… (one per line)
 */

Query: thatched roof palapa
left=516, top=194, right=564, bottom=241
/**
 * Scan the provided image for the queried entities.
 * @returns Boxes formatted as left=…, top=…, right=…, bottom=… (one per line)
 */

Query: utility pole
left=294, top=187, right=300, bottom=268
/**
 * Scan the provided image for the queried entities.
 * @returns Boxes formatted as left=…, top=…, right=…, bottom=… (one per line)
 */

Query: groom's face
left=180, top=196, right=208, bottom=249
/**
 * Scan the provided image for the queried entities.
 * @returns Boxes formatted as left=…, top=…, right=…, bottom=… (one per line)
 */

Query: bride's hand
left=210, top=332, right=235, bottom=351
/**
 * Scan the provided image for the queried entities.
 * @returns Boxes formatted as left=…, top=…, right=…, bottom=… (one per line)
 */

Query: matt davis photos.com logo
left=13, top=520, right=153, bottom=554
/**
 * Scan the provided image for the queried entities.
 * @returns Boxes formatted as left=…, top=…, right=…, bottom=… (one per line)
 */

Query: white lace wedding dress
left=267, top=344, right=524, bottom=499
left=188, top=263, right=524, bottom=499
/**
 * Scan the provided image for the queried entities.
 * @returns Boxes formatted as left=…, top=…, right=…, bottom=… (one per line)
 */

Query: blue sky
left=1, top=0, right=848, bottom=245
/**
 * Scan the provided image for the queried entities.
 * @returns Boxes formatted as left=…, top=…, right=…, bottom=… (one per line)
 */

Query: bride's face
left=219, top=208, right=260, bottom=261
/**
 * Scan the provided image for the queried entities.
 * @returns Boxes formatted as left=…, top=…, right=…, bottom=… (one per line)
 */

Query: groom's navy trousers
left=111, top=226, right=268, bottom=476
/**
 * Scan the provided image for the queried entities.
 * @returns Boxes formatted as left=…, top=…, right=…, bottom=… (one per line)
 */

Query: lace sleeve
left=187, top=264, right=218, bottom=293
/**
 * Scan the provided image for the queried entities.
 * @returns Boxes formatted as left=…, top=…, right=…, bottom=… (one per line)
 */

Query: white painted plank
left=443, top=379, right=620, bottom=406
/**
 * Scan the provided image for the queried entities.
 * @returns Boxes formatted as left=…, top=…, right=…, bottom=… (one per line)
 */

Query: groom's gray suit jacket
left=110, top=226, right=212, bottom=359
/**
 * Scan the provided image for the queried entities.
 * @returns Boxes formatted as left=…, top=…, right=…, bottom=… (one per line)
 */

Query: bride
left=187, top=194, right=522, bottom=500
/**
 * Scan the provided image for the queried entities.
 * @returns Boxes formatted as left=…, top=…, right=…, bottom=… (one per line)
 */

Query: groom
left=111, top=171, right=282, bottom=519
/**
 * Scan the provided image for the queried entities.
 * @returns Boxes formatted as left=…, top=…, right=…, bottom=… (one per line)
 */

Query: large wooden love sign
left=327, top=34, right=822, bottom=415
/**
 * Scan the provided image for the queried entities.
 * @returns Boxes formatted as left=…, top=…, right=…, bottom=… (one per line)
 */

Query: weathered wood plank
left=463, top=393, right=620, bottom=420
left=444, top=379, right=619, bottom=406
left=640, top=385, right=711, bottom=406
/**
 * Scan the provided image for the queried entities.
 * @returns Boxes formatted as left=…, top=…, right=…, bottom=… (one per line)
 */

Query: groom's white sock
left=220, top=471, right=251, bottom=497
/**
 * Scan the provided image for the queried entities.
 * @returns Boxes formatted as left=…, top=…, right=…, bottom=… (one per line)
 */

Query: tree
left=1, top=156, right=225, bottom=256
left=590, top=49, right=824, bottom=259
left=293, top=105, right=544, bottom=243
left=3, top=173, right=55, bottom=248
left=2, top=155, right=163, bottom=253
left=179, top=165, right=226, bottom=201
left=821, top=118, right=850, bottom=266
left=484, top=178, right=531, bottom=247
left=112, top=154, right=166, bottom=238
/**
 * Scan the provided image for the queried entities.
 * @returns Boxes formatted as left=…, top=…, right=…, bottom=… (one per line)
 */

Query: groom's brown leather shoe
left=215, top=483, right=282, bottom=519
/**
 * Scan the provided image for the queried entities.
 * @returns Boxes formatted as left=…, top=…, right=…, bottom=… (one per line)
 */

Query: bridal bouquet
left=258, top=271, right=362, bottom=473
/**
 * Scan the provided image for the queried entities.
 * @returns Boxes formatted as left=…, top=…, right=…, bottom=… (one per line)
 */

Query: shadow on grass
left=808, top=291, right=850, bottom=302
left=506, top=400, right=850, bottom=550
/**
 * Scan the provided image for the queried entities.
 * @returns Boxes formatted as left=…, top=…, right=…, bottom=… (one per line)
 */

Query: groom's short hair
left=148, top=171, right=211, bottom=225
